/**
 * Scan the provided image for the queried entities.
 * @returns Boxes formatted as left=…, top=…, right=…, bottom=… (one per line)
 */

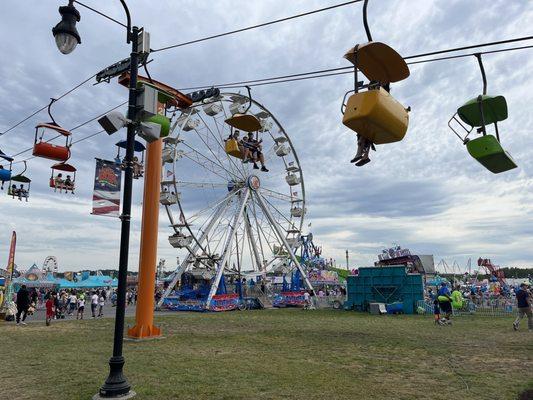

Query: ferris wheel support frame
left=156, top=194, right=235, bottom=308
left=254, top=191, right=316, bottom=295
left=206, top=188, right=251, bottom=306
left=244, top=209, right=266, bottom=280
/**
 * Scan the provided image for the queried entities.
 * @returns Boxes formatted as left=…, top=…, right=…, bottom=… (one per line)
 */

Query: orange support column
left=127, top=138, right=162, bottom=339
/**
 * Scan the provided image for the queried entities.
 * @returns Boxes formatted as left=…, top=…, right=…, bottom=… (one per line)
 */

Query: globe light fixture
left=52, top=0, right=81, bottom=54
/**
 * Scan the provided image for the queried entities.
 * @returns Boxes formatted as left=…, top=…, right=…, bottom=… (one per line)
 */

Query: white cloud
left=0, top=0, right=532, bottom=272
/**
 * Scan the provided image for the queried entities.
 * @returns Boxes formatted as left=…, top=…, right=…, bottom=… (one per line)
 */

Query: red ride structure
left=477, top=257, right=507, bottom=286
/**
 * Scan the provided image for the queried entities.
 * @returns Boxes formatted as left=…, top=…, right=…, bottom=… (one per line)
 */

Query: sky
left=0, top=0, right=532, bottom=273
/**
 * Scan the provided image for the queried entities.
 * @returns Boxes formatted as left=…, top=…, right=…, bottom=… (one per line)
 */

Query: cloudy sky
left=0, top=0, right=532, bottom=273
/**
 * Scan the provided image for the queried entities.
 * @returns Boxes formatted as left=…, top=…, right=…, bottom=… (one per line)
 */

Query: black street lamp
left=52, top=0, right=81, bottom=54
left=52, top=1, right=140, bottom=399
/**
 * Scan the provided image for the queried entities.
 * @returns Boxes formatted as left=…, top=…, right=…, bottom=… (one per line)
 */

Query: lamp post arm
left=119, top=0, right=132, bottom=43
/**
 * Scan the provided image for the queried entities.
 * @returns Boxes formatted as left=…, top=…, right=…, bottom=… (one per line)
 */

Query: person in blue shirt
left=513, top=283, right=532, bottom=331
left=437, top=282, right=453, bottom=324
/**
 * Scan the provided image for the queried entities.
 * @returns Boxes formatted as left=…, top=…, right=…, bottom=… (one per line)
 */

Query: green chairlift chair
left=448, top=54, right=517, bottom=174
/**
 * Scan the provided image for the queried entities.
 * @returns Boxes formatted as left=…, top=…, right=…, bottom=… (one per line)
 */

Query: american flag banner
left=92, top=158, right=122, bottom=217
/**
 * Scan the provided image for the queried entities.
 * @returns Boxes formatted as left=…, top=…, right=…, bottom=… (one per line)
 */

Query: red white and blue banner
left=92, top=158, right=122, bottom=217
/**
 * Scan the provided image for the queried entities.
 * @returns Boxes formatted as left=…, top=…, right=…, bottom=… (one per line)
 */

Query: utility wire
left=4, top=42, right=532, bottom=166
left=6, top=101, right=127, bottom=163
left=178, top=41, right=533, bottom=91
left=0, top=72, right=97, bottom=137
left=73, top=0, right=127, bottom=28
left=151, top=0, right=363, bottom=52
left=403, top=35, right=533, bottom=60
left=0, top=1, right=360, bottom=137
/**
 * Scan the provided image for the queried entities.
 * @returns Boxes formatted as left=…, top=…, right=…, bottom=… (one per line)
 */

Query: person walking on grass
left=90, top=291, right=98, bottom=318
left=45, top=293, right=55, bottom=326
left=437, top=282, right=453, bottom=325
left=68, top=291, right=77, bottom=316
left=77, top=295, right=85, bottom=320
left=513, top=283, right=532, bottom=332
left=98, top=291, right=105, bottom=317
left=15, top=284, right=30, bottom=325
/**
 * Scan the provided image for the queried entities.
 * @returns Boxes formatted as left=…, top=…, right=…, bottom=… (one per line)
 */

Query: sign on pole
left=92, top=159, right=122, bottom=217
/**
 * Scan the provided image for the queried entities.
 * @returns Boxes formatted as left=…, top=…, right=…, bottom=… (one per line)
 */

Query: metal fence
left=416, top=299, right=518, bottom=317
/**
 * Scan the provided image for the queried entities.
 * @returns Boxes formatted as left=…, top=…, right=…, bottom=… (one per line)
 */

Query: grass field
left=1, top=309, right=531, bottom=400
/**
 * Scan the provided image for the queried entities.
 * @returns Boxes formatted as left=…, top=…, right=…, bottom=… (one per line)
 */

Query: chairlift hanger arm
left=475, top=53, right=488, bottom=95
left=47, top=98, right=58, bottom=126
left=362, top=0, right=372, bottom=42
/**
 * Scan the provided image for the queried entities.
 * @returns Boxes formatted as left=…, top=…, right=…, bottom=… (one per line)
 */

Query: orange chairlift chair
left=341, top=0, right=410, bottom=167
left=50, top=162, right=77, bottom=193
left=448, top=54, right=516, bottom=174
left=32, top=99, right=72, bottom=162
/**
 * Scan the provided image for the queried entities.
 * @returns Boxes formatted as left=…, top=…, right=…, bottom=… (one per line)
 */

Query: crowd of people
left=427, top=281, right=532, bottom=330
left=11, top=285, right=139, bottom=326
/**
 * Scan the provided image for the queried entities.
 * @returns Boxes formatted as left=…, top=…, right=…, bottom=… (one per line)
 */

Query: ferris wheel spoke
left=248, top=195, right=267, bottom=264
left=181, top=149, right=232, bottom=182
left=182, top=138, right=236, bottom=180
left=244, top=209, right=265, bottom=276
left=158, top=195, right=234, bottom=308
left=257, top=191, right=295, bottom=228
left=254, top=191, right=314, bottom=293
left=187, top=188, right=243, bottom=224
left=260, top=187, right=295, bottom=203
left=206, top=188, right=250, bottom=305
left=176, top=180, right=228, bottom=189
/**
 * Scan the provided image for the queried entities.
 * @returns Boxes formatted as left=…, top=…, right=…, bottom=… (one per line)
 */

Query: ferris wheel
left=157, top=90, right=314, bottom=309
left=42, top=255, right=58, bottom=274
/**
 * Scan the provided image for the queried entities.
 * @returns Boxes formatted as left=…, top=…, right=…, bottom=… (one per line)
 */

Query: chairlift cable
left=4, top=101, right=127, bottom=164
left=151, top=0, right=363, bottom=53
left=0, top=72, right=97, bottom=137
left=179, top=42, right=533, bottom=91
left=3, top=43, right=532, bottom=166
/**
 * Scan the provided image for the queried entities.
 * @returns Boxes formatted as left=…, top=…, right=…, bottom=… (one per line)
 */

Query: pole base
left=127, top=324, right=161, bottom=340
left=93, top=391, right=136, bottom=400
left=98, top=356, right=132, bottom=398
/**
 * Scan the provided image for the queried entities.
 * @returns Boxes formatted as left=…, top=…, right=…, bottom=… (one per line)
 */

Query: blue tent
left=57, top=278, right=79, bottom=289
left=77, top=275, right=118, bottom=288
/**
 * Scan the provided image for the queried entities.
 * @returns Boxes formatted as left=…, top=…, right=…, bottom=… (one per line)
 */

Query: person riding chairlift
left=350, top=81, right=391, bottom=167
left=54, top=173, right=64, bottom=193
left=0, top=165, right=5, bottom=190
left=64, top=175, right=74, bottom=194
left=132, top=156, right=143, bottom=179
left=242, top=131, right=269, bottom=172
left=18, top=184, right=28, bottom=202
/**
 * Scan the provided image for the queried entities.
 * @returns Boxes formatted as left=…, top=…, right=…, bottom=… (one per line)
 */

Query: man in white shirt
left=91, top=292, right=99, bottom=318
left=98, top=293, right=105, bottom=317
left=68, top=293, right=77, bottom=316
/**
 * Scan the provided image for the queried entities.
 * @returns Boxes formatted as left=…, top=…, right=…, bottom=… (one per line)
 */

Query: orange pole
left=127, top=138, right=162, bottom=339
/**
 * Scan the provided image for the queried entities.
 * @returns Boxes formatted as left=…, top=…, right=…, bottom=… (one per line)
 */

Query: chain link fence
left=416, top=299, right=517, bottom=317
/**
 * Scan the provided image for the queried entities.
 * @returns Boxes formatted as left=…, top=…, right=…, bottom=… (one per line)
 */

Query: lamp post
left=52, top=0, right=81, bottom=54
left=52, top=1, right=139, bottom=398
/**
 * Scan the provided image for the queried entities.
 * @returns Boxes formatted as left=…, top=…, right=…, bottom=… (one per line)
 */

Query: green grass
left=1, top=309, right=532, bottom=400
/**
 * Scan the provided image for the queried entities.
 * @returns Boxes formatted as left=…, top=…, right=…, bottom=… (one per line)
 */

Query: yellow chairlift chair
left=448, top=54, right=517, bottom=174
left=341, top=0, right=410, bottom=166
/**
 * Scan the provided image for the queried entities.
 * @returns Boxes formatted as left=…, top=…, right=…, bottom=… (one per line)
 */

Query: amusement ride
left=157, top=88, right=314, bottom=311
